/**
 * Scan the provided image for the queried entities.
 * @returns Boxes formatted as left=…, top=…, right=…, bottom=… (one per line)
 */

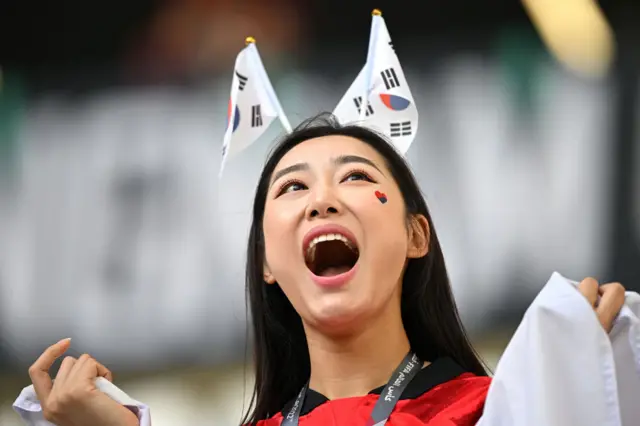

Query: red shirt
left=254, top=358, right=491, bottom=425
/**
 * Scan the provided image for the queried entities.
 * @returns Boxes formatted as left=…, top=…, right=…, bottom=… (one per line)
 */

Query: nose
left=305, top=185, right=342, bottom=220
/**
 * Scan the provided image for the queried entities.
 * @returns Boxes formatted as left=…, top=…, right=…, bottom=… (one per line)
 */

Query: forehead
left=274, top=135, right=386, bottom=170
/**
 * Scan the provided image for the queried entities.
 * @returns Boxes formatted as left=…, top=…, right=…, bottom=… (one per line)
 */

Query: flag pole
left=246, top=37, right=293, bottom=134
left=359, top=9, right=382, bottom=121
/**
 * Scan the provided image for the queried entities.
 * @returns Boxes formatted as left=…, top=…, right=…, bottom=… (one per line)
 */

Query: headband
left=219, top=9, right=418, bottom=177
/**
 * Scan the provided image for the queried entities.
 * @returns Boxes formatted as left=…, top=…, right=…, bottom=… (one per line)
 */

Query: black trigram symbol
left=353, top=96, right=374, bottom=116
left=251, top=104, right=263, bottom=127
left=221, top=144, right=227, bottom=158
left=236, top=71, right=248, bottom=90
left=390, top=121, right=412, bottom=137
left=381, top=68, right=400, bottom=90
left=388, top=41, right=394, bottom=51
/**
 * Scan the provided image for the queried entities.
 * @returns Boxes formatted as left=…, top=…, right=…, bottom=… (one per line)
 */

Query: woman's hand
left=28, top=338, right=139, bottom=426
left=577, top=277, right=626, bottom=333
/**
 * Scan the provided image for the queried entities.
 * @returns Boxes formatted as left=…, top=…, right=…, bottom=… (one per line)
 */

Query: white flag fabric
left=333, top=14, right=418, bottom=155
left=14, top=377, right=151, bottom=426
left=478, top=272, right=640, bottom=426
left=220, top=41, right=290, bottom=177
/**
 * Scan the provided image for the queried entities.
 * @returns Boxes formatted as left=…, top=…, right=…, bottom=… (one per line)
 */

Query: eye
left=342, top=169, right=376, bottom=183
left=277, top=179, right=307, bottom=196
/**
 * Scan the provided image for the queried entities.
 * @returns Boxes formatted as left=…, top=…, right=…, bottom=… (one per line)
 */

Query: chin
left=305, top=295, right=374, bottom=335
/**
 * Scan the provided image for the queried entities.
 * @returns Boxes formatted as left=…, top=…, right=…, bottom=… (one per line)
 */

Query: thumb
left=29, top=338, right=72, bottom=403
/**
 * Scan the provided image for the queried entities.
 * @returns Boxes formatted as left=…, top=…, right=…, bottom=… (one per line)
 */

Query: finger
left=66, top=353, right=92, bottom=383
left=577, top=277, right=599, bottom=307
left=596, top=282, right=626, bottom=332
left=598, top=282, right=625, bottom=295
left=52, top=356, right=77, bottom=390
left=93, top=359, right=114, bottom=382
left=28, top=338, right=72, bottom=404
left=71, top=354, right=114, bottom=383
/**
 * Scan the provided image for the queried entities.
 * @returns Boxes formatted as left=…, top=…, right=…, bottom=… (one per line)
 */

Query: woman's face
left=262, top=135, right=428, bottom=333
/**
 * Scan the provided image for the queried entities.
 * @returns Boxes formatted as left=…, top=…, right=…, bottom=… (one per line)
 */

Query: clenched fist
left=577, top=277, right=626, bottom=333
left=28, top=338, right=139, bottom=426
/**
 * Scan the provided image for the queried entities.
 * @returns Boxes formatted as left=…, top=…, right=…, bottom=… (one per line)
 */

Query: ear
left=406, top=214, right=430, bottom=259
left=263, top=264, right=277, bottom=285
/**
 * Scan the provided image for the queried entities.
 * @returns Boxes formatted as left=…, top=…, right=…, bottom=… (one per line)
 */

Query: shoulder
left=398, top=372, right=491, bottom=424
left=244, top=414, right=284, bottom=426
left=423, top=371, right=491, bottom=406
left=434, top=371, right=491, bottom=392
left=396, top=357, right=490, bottom=401
left=432, top=372, right=491, bottom=401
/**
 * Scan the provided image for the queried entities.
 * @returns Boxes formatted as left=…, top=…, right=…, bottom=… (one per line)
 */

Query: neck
left=304, top=302, right=411, bottom=400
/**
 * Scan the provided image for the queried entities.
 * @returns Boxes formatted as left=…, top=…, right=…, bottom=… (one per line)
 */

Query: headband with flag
left=333, top=9, right=418, bottom=155
left=220, top=10, right=417, bottom=177
left=219, top=37, right=292, bottom=178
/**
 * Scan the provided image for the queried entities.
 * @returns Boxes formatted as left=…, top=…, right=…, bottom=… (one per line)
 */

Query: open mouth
left=305, top=233, right=360, bottom=277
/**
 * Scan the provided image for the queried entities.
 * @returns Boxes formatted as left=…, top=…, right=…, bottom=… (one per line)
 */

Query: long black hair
left=241, top=113, right=487, bottom=425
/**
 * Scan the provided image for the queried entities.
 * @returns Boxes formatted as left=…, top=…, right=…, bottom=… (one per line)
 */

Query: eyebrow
left=270, top=154, right=384, bottom=186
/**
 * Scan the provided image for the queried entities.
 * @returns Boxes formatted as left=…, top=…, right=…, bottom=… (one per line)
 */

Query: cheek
left=356, top=188, right=406, bottom=226
left=356, top=189, right=408, bottom=274
left=262, top=208, right=309, bottom=314
left=262, top=203, right=302, bottom=275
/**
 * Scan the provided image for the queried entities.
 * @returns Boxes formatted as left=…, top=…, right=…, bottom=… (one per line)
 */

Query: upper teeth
left=306, top=233, right=357, bottom=260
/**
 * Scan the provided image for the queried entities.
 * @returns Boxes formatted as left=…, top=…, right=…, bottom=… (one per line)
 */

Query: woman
left=21, top=114, right=627, bottom=426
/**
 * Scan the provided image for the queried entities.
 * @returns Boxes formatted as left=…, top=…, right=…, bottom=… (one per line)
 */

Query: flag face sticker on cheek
left=375, top=190, right=388, bottom=204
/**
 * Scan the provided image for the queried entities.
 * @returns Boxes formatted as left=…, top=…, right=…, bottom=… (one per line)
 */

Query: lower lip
left=309, top=263, right=359, bottom=288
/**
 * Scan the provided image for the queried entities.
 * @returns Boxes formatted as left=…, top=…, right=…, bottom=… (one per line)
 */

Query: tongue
left=318, top=266, right=352, bottom=277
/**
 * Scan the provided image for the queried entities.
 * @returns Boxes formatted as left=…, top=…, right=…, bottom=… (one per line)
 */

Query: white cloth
left=12, top=377, right=151, bottom=426
left=478, top=272, right=640, bottom=426
left=13, top=272, right=640, bottom=426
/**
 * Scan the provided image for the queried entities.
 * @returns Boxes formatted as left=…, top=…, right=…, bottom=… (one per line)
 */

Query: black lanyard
left=281, top=351, right=422, bottom=426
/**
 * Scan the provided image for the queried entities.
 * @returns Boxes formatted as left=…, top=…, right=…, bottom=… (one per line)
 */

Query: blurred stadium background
left=1, top=0, right=639, bottom=424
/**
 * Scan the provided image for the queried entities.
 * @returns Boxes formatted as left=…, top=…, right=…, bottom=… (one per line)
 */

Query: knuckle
left=27, top=364, right=38, bottom=377
left=584, top=277, right=599, bottom=286
left=42, top=408, right=56, bottom=422
left=57, top=392, right=71, bottom=405
left=79, top=353, right=93, bottom=362
left=57, top=389, right=82, bottom=406
left=612, top=282, right=625, bottom=293
left=43, top=399, right=62, bottom=419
